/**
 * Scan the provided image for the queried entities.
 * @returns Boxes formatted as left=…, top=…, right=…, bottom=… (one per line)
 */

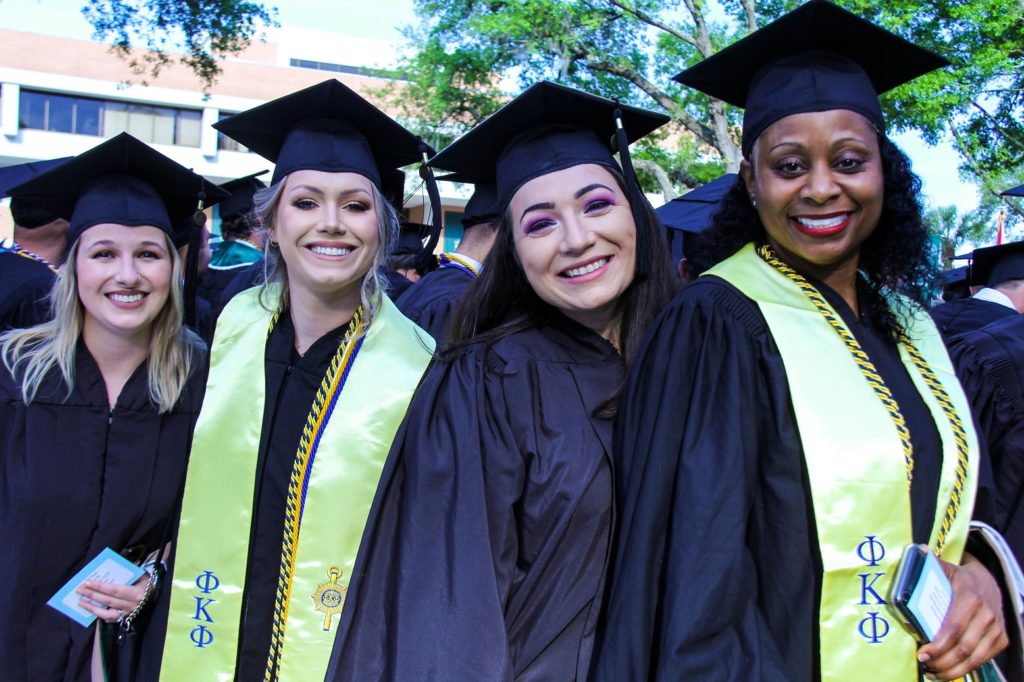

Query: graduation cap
left=394, top=222, right=430, bottom=257
left=8, top=133, right=229, bottom=327
left=939, top=265, right=969, bottom=288
left=969, top=240, right=1024, bottom=287
left=0, top=157, right=74, bottom=229
left=438, top=173, right=500, bottom=228
left=217, top=170, right=268, bottom=224
left=0, top=157, right=73, bottom=198
left=429, top=80, right=669, bottom=275
left=674, top=0, right=949, bottom=158
left=215, top=79, right=443, bottom=269
left=1002, top=183, right=1024, bottom=198
left=8, top=133, right=227, bottom=245
left=214, top=79, right=431, bottom=186
left=657, top=173, right=738, bottom=261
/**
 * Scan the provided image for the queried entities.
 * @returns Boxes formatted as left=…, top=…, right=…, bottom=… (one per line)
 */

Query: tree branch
left=681, top=0, right=714, bottom=58
left=971, top=101, right=1024, bottom=152
left=584, top=57, right=720, bottom=147
left=949, top=121, right=1024, bottom=222
left=632, top=158, right=676, bottom=201
left=739, top=0, right=757, bottom=32
left=605, top=0, right=699, bottom=48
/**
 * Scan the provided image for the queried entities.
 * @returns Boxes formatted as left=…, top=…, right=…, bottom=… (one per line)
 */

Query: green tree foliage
left=83, top=0, right=277, bottom=89
left=923, top=204, right=992, bottom=268
left=391, top=0, right=1023, bottom=205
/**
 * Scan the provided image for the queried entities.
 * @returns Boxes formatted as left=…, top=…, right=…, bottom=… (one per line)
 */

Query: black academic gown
left=236, top=313, right=351, bottom=679
left=328, top=314, right=621, bottom=682
left=0, top=340, right=205, bottom=682
left=948, top=315, right=1024, bottom=565
left=931, top=296, right=1017, bottom=341
left=0, top=251, right=55, bottom=329
left=395, top=265, right=476, bottom=345
left=590, top=276, right=951, bottom=682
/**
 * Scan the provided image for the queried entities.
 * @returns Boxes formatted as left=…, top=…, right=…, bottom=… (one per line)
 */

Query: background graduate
left=932, top=240, right=1024, bottom=340
left=0, top=157, right=71, bottom=329
left=395, top=173, right=500, bottom=344
left=591, top=2, right=1010, bottom=680
left=327, top=81, right=677, bottom=681
left=0, top=133, right=224, bottom=681
left=153, top=79, right=436, bottom=682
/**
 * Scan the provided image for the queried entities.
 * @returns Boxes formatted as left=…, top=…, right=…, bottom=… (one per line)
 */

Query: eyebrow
left=768, top=136, right=868, bottom=153
left=520, top=201, right=554, bottom=223
left=84, top=239, right=167, bottom=250
left=574, top=183, right=614, bottom=198
left=289, top=185, right=372, bottom=198
left=518, top=182, right=617, bottom=222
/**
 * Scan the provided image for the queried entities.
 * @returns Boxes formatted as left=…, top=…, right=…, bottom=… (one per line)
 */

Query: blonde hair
left=252, top=172, right=399, bottom=336
left=0, top=233, right=204, bottom=413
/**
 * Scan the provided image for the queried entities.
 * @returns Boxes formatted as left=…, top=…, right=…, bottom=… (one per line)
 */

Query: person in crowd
left=0, top=133, right=224, bottom=681
left=327, top=80, right=677, bottom=681
left=152, top=79, right=436, bottom=682
left=0, top=157, right=72, bottom=329
left=396, top=174, right=500, bottom=344
left=948, top=315, right=1024, bottom=566
left=591, top=3, right=1011, bottom=680
left=200, top=171, right=268, bottom=308
left=932, top=240, right=1024, bottom=340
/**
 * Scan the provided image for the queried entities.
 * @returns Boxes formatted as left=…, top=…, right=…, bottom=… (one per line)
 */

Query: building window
left=443, top=210, right=464, bottom=252
left=217, top=112, right=248, bottom=152
left=18, top=89, right=203, bottom=147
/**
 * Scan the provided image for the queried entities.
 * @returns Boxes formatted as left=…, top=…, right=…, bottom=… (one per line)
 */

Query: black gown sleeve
left=948, top=319, right=1024, bottom=561
left=331, top=327, right=617, bottom=682
left=592, top=278, right=812, bottom=682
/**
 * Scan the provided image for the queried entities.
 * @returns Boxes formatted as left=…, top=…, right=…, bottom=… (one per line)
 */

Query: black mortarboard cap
left=674, top=0, right=949, bottom=158
left=1002, top=183, right=1024, bottom=198
left=213, top=79, right=427, bottom=187
left=658, top=174, right=737, bottom=235
left=0, top=157, right=73, bottom=198
left=658, top=173, right=738, bottom=261
left=970, top=240, right=1024, bottom=287
left=427, top=81, right=669, bottom=210
left=438, top=172, right=500, bottom=227
left=217, top=171, right=268, bottom=223
left=7, top=133, right=228, bottom=246
left=939, top=265, right=969, bottom=288
left=394, top=222, right=429, bottom=257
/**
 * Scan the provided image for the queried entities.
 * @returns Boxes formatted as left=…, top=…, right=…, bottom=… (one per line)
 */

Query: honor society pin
left=311, top=566, right=347, bottom=631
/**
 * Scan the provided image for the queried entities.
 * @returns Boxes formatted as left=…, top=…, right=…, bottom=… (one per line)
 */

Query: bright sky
left=0, top=0, right=982, bottom=215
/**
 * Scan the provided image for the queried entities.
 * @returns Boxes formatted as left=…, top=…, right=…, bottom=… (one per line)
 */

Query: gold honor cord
left=437, top=252, right=481, bottom=278
left=755, top=244, right=971, bottom=556
left=264, top=306, right=367, bottom=681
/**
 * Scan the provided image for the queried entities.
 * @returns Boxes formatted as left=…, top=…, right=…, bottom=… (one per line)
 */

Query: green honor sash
left=709, top=244, right=979, bottom=682
left=161, top=287, right=434, bottom=681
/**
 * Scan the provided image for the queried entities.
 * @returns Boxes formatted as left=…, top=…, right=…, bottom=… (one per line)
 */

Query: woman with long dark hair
left=592, top=3, right=1012, bottom=681
left=328, top=81, right=678, bottom=681
left=0, top=133, right=223, bottom=681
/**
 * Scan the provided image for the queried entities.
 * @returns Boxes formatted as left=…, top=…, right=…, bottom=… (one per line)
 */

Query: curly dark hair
left=445, top=168, right=678, bottom=368
left=688, top=134, right=937, bottom=341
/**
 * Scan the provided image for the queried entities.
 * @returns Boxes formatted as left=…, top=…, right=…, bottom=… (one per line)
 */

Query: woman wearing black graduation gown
left=0, top=133, right=221, bottom=681
left=328, top=81, right=677, bottom=681
left=591, top=3, right=1009, bottom=681
left=153, top=80, right=436, bottom=682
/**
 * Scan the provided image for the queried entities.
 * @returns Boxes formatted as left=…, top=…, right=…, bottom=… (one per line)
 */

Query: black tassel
left=613, top=106, right=650, bottom=280
left=183, top=189, right=206, bottom=330
left=417, top=141, right=442, bottom=273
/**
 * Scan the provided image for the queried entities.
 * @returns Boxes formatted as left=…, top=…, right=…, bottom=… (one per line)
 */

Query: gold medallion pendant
left=311, top=566, right=347, bottom=631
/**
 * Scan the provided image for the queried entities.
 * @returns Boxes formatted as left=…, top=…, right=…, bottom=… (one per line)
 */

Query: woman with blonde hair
left=152, top=79, right=437, bottom=682
left=0, top=132, right=225, bottom=681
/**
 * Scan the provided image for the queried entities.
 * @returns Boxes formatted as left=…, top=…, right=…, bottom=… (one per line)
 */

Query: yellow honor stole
left=160, top=287, right=434, bottom=681
left=709, top=244, right=979, bottom=682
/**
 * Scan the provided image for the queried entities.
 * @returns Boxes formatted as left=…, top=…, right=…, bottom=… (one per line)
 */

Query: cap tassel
left=417, top=142, right=443, bottom=273
left=613, top=107, right=650, bottom=280
left=183, top=189, right=206, bottom=330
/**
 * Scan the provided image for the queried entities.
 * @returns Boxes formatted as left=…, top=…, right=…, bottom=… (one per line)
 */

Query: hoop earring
left=269, top=239, right=279, bottom=249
